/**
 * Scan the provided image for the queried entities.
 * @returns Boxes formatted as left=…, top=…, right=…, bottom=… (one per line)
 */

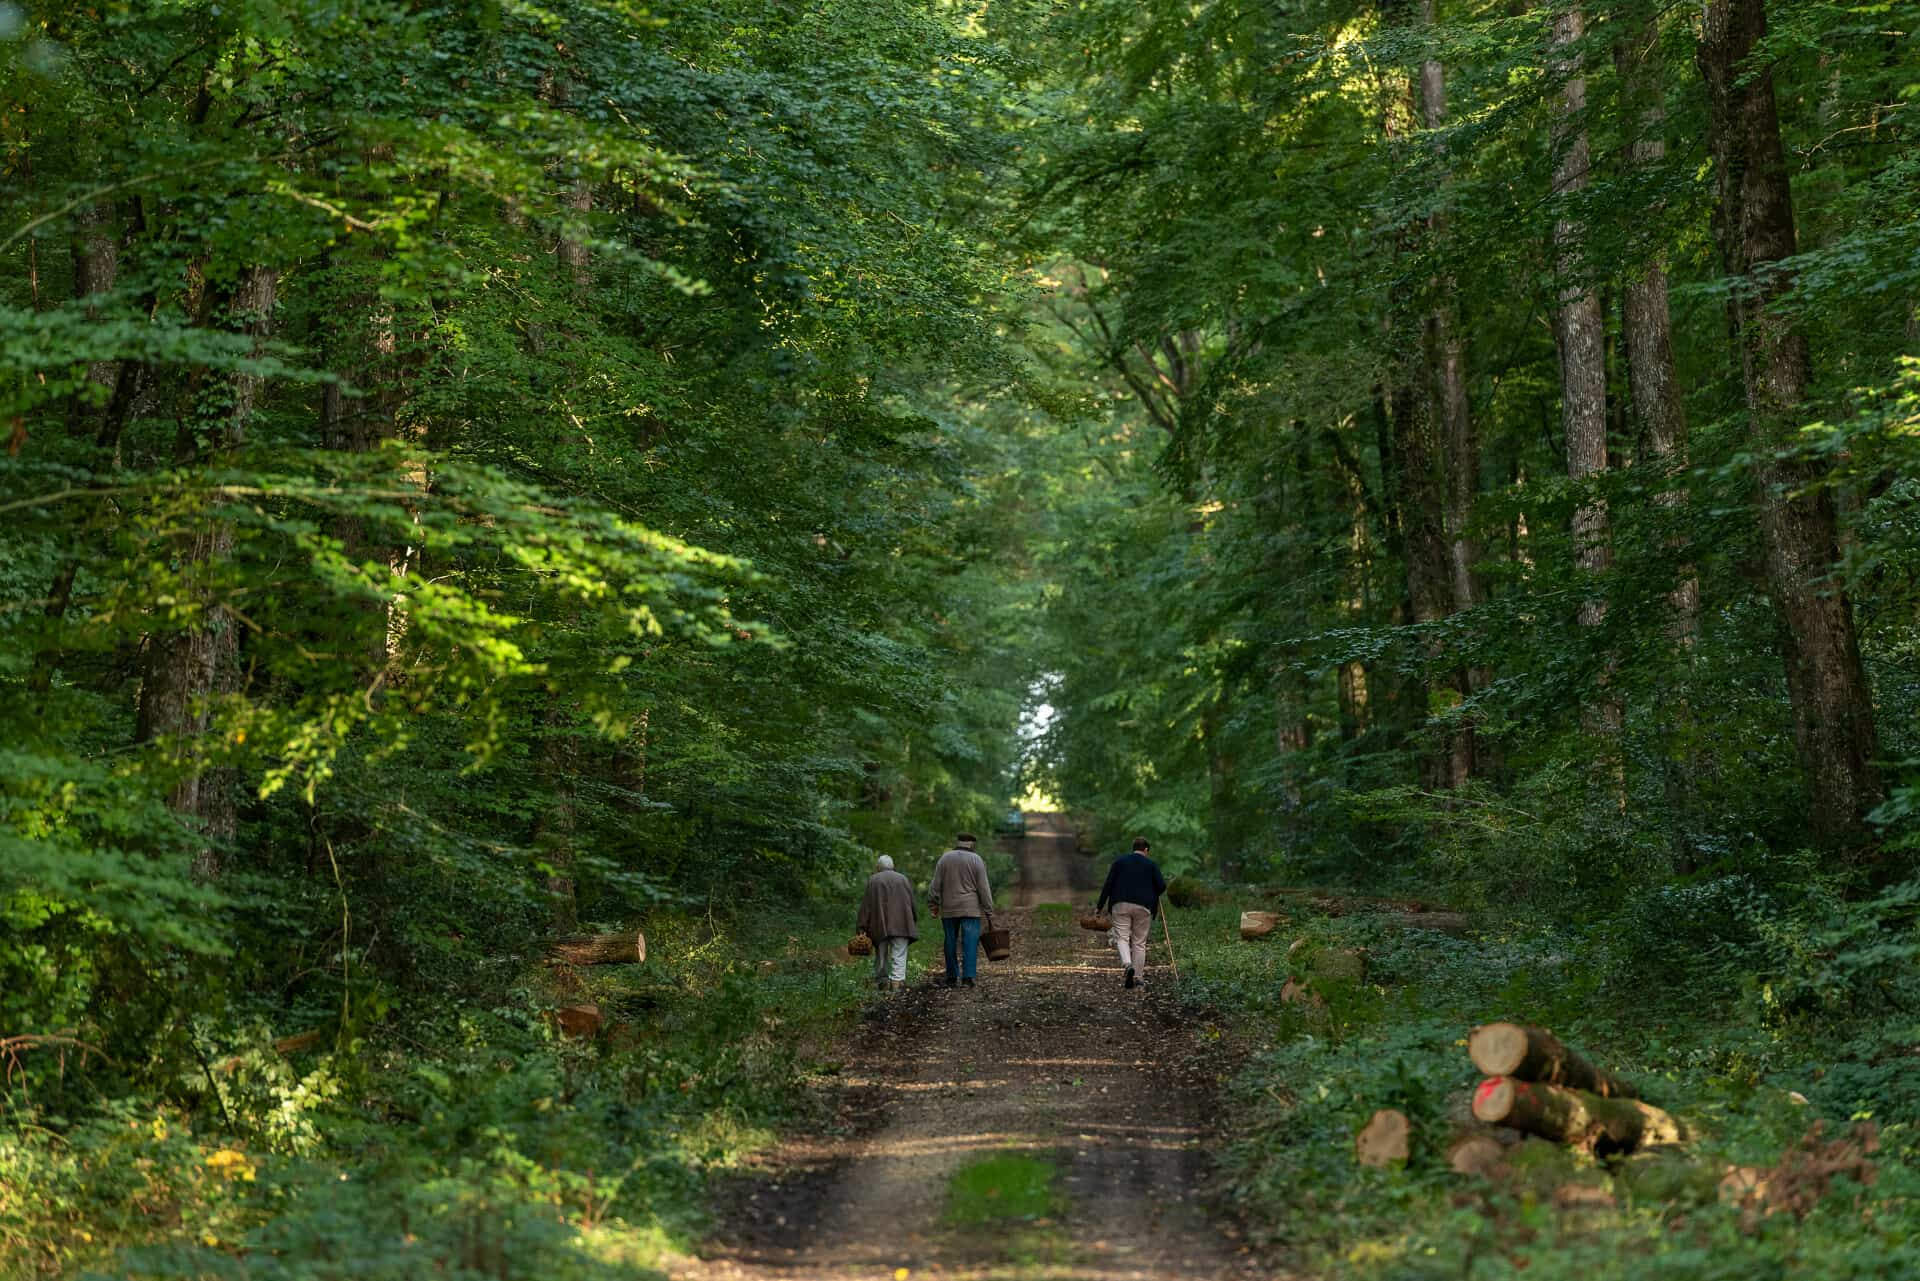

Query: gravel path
left=681, top=816, right=1258, bottom=1281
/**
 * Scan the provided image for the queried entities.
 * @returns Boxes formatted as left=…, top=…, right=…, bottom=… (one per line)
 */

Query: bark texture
left=1473, top=1076, right=1683, bottom=1154
left=547, top=931, right=648, bottom=966
left=1700, top=0, right=1882, bottom=848
left=136, top=264, right=279, bottom=879
left=1469, top=1022, right=1637, bottom=1098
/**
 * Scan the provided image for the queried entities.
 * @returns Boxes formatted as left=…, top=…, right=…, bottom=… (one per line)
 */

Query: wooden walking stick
left=1159, top=903, right=1179, bottom=984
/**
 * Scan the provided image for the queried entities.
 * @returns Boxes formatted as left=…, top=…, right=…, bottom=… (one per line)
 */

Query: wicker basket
left=1079, top=912, right=1112, bottom=932
left=846, top=932, right=874, bottom=958
left=981, top=925, right=1011, bottom=961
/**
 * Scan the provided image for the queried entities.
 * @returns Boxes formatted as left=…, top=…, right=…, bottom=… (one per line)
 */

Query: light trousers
left=870, top=936, right=909, bottom=983
left=1111, top=902, right=1152, bottom=975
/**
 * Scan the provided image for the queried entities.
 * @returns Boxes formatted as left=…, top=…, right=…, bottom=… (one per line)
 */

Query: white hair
left=876, top=855, right=895, bottom=871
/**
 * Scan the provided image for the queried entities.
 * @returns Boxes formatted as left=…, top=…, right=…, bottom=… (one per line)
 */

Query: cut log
left=1552, top=1181, right=1617, bottom=1211
left=1389, top=911, right=1470, bottom=934
left=1447, top=1134, right=1509, bottom=1177
left=1473, top=1076, right=1683, bottom=1155
left=548, top=930, right=647, bottom=967
left=1469, top=1022, right=1636, bottom=1099
left=553, top=1004, right=602, bottom=1038
left=1356, top=1108, right=1411, bottom=1167
left=1240, top=911, right=1282, bottom=940
left=273, top=1029, right=324, bottom=1055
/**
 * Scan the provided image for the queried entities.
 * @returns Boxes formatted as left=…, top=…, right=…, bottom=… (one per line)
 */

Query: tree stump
left=1240, top=911, right=1282, bottom=940
left=1356, top=1108, right=1411, bottom=1167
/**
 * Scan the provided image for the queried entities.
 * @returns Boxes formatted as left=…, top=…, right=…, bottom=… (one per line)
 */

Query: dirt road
left=683, top=817, right=1255, bottom=1281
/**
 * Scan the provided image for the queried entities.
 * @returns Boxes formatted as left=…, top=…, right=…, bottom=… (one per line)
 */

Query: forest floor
left=678, top=814, right=1261, bottom=1281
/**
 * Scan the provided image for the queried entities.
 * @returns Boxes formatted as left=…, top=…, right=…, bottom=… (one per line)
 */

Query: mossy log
left=1469, top=1022, right=1636, bottom=1099
left=1309, top=947, right=1367, bottom=984
left=1240, top=910, right=1282, bottom=940
left=548, top=930, right=647, bottom=967
left=1473, top=1076, right=1683, bottom=1155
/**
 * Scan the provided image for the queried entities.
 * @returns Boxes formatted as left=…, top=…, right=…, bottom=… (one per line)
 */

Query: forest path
left=680, top=816, right=1258, bottom=1281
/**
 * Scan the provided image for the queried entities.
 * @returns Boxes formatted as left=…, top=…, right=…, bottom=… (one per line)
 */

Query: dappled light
left=3, top=0, right=1917, bottom=1277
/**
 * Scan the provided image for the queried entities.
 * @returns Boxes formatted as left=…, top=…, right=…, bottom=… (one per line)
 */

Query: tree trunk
left=1421, top=0, right=1489, bottom=785
left=1420, top=0, right=1483, bottom=624
left=70, top=202, right=120, bottom=413
left=1382, top=0, right=1469, bottom=788
left=1615, top=13, right=1705, bottom=863
left=1699, top=0, right=1883, bottom=850
left=136, top=264, right=278, bottom=878
left=1550, top=4, right=1623, bottom=758
left=535, top=700, right=582, bottom=931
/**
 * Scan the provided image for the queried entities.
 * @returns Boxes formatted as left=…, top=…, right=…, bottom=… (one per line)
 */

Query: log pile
left=1466, top=1022, right=1681, bottom=1157
left=1470, top=1022, right=1635, bottom=1098
left=1352, top=1022, right=1685, bottom=1175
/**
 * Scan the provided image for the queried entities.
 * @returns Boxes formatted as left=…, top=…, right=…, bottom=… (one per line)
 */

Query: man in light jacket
left=857, top=855, right=919, bottom=993
left=927, top=833, right=995, bottom=989
left=1097, top=837, right=1167, bottom=990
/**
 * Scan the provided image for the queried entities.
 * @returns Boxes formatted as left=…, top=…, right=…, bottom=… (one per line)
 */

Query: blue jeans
left=942, top=916, right=981, bottom=982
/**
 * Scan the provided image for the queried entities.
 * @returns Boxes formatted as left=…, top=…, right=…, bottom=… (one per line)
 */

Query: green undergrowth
left=0, top=903, right=876, bottom=1280
left=1167, top=888, right=1920, bottom=1281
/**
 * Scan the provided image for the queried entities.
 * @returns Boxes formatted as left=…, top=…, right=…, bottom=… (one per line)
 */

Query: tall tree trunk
left=1615, top=13, right=1704, bottom=863
left=1420, top=0, right=1486, bottom=783
left=1550, top=4, right=1622, bottom=751
left=1614, top=16, right=1697, bottom=649
left=1381, top=0, right=1469, bottom=788
left=70, top=202, right=120, bottom=415
left=1699, top=0, right=1883, bottom=850
left=1421, top=0, right=1482, bottom=623
left=137, top=264, right=278, bottom=878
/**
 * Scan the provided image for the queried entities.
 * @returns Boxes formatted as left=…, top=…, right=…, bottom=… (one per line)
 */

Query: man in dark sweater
left=1096, top=837, right=1167, bottom=990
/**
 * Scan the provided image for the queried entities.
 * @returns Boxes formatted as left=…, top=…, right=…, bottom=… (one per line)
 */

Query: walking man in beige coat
left=927, top=833, right=995, bottom=989
left=858, top=855, right=919, bottom=992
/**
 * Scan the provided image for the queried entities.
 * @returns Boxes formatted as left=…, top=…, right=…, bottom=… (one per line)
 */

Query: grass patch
left=1031, top=902, right=1072, bottom=919
left=943, top=1152, right=1065, bottom=1226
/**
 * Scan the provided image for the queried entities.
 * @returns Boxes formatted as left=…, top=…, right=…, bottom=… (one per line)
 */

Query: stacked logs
left=1466, top=1022, right=1683, bottom=1158
left=1353, top=1022, right=1686, bottom=1174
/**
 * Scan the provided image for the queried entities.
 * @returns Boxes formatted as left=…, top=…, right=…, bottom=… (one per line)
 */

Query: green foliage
left=1172, top=900, right=1920, bottom=1280
left=943, top=1153, right=1065, bottom=1226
